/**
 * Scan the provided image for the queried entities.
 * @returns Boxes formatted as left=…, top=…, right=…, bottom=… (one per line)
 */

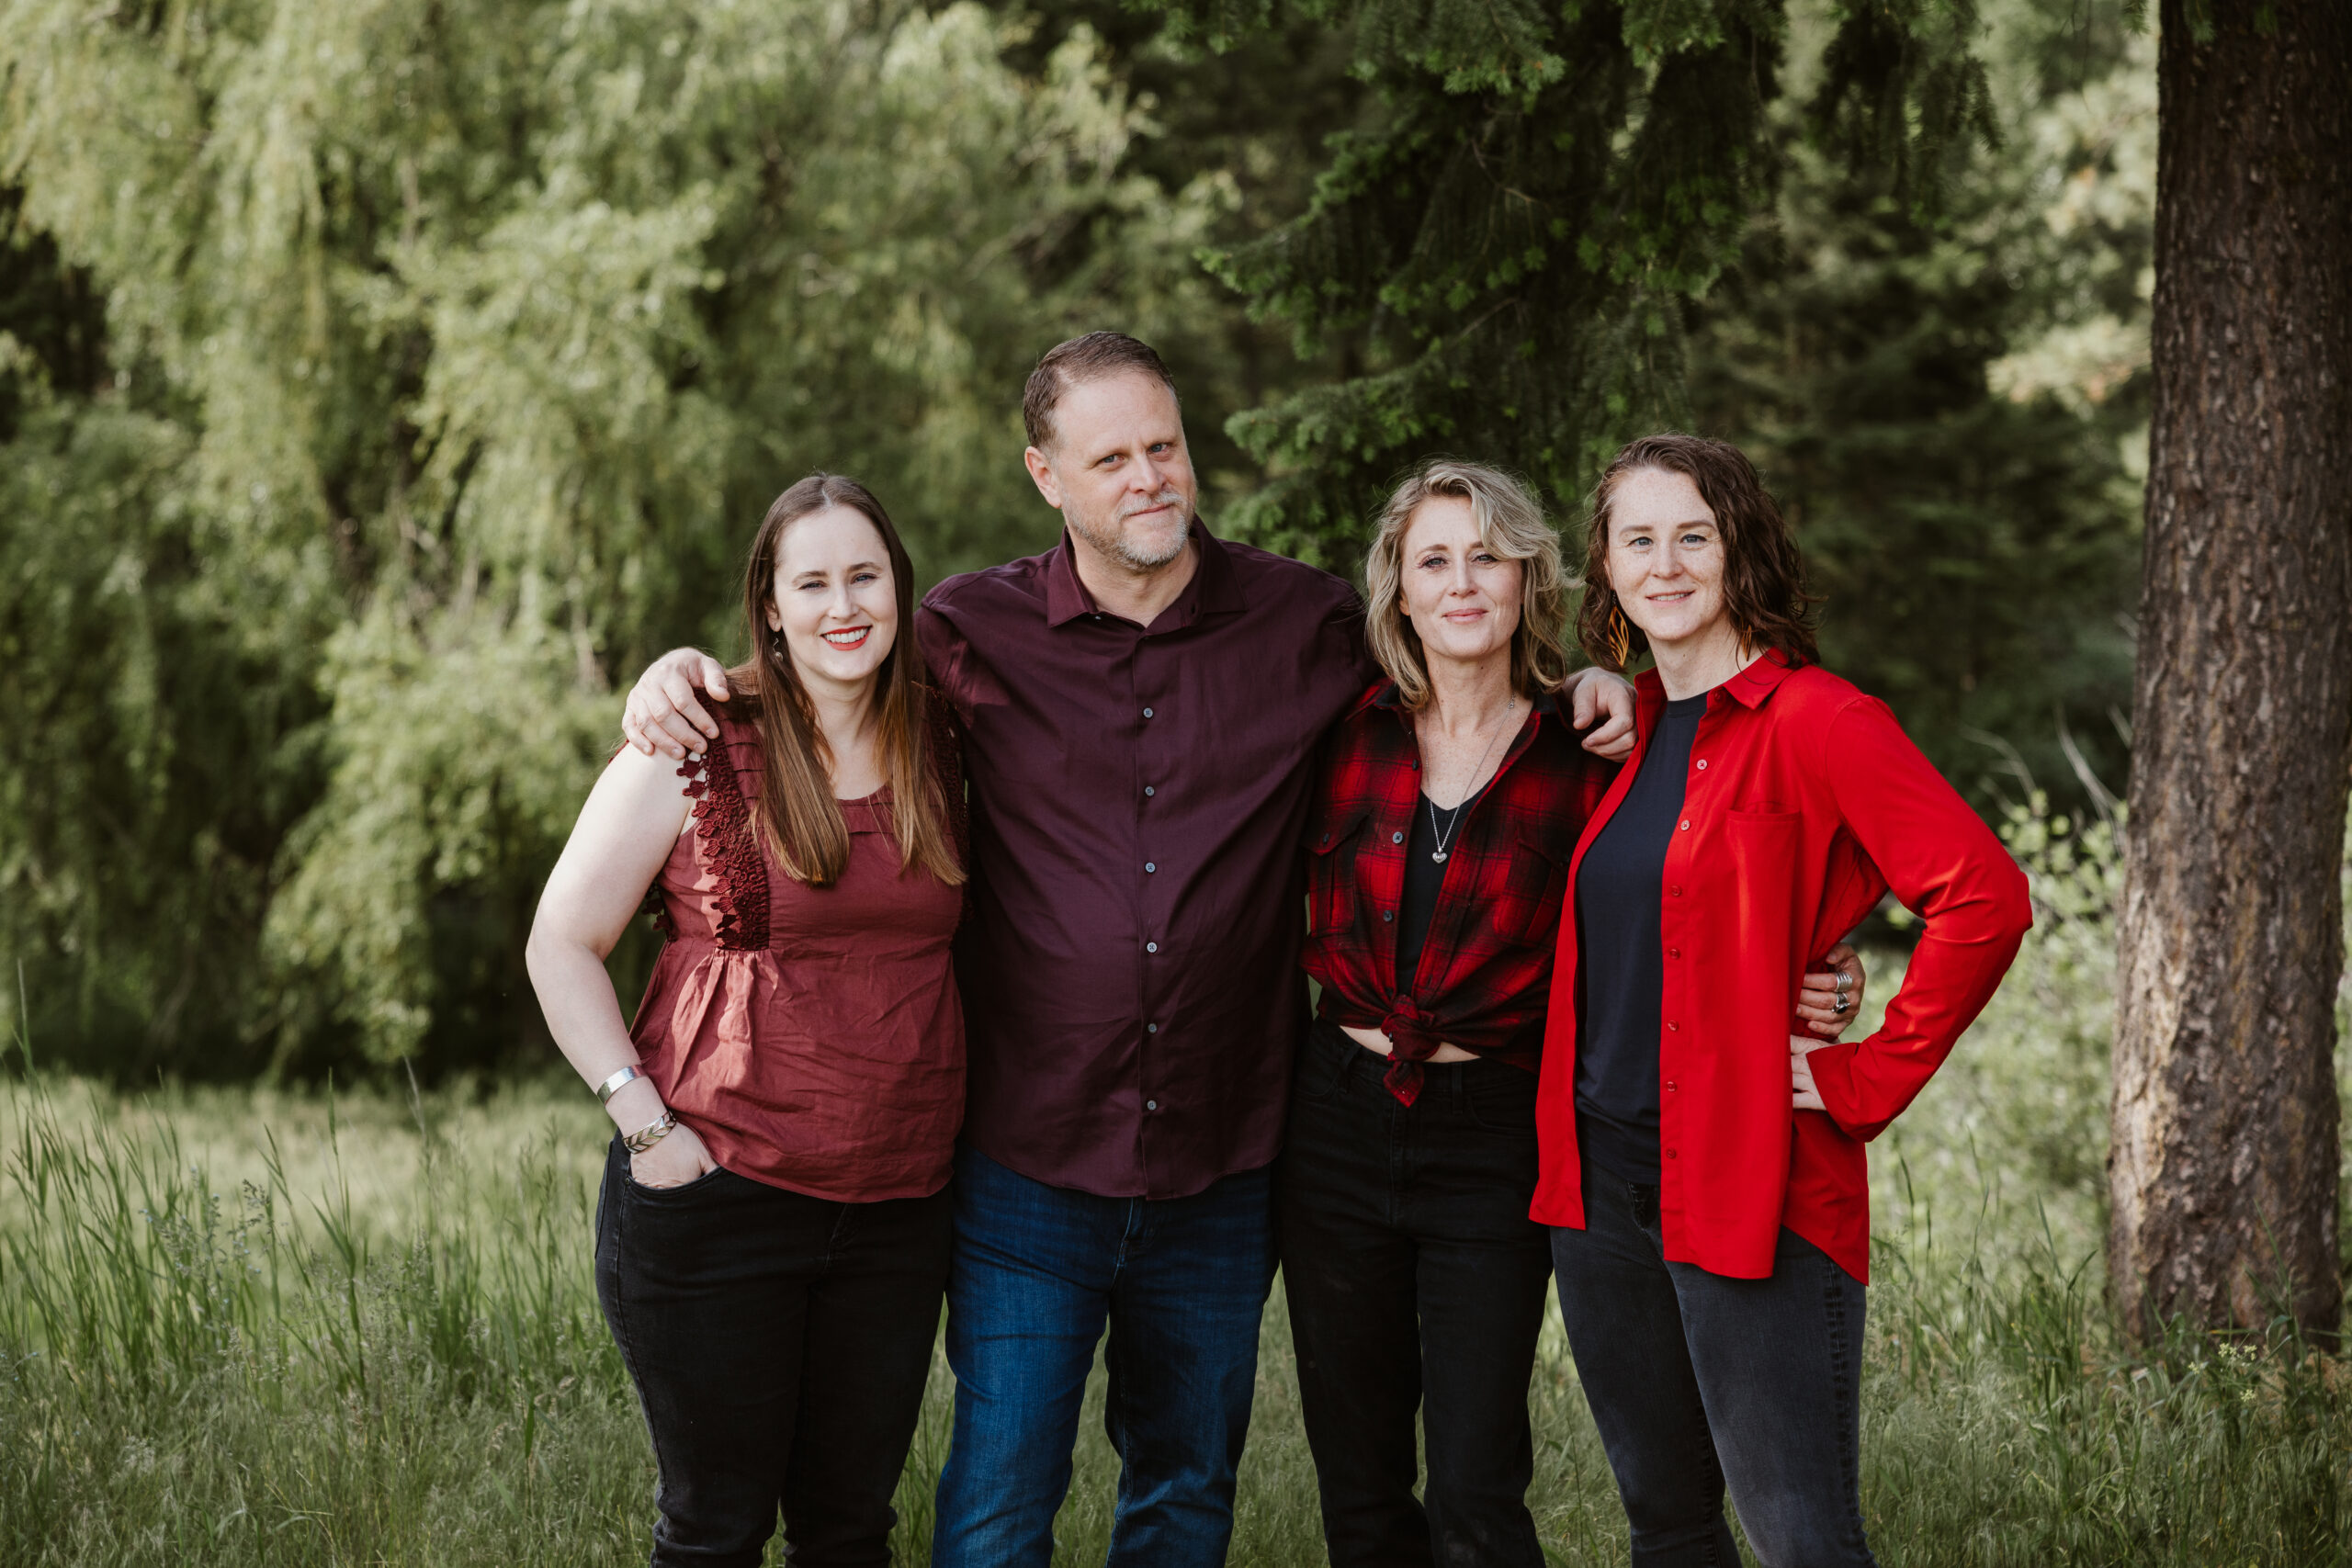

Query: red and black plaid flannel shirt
left=1303, top=682, right=1615, bottom=1105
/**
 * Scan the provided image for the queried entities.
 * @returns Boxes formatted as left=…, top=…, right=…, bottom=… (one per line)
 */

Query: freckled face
left=1398, top=493, right=1523, bottom=668
left=1604, top=468, right=1730, bottom=649
left=766, top=506, right=899, bottom=693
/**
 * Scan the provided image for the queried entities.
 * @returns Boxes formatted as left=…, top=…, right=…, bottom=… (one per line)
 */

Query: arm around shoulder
left=621, top=648, right=732, bottom=759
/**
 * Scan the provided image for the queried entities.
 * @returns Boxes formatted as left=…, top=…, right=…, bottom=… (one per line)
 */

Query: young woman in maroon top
left=526, top=473, right=967, bottom=1568
left=1537, top=435, right=2032, bottom=1568
left=1283, top=460, right=1868, bottom=1568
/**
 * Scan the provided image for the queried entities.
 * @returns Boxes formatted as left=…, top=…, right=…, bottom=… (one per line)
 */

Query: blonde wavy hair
left=1363, top=458, right=1576, bottom=709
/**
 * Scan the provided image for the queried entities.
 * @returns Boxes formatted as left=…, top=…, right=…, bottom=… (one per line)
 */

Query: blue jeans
left=1550, top=1168, right=1876, bottom=1568
left=931, top=1145, right=1277, bottom=1568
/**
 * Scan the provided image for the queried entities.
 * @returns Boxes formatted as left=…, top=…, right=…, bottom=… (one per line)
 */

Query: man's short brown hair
left=1023, top=332, right=1181, bottom=450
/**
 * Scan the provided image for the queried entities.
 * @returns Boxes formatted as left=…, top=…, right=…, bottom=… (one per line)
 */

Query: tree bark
left=2110, top=2, right=2352, bottom=1341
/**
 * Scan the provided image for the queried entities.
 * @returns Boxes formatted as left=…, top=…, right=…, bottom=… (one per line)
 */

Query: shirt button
left=1667, top=1021, right=1680, bottom=1032
left=1382, top=910, right=1395, bottom=922
left=1669, top=885, right=1683, bottom=897
left=1142, top=706, right=1154, bottom=719
left=1679, top=819, right=1690, bottom=831
left=1666, top=1147, right=1679, bottom=1159
left=1668, top=947, right=1680, bottom=958
left=1145, top=785, right=1156, bottom=797
left=1392, top=831, right=1405, bottom=844
left=1695, top=759, right=1707, bottom=771
left=1145, top=862, right=1156, bottom=874
left=1146, top=1100, right=1159, bottom=1111
left=1146, top=942, right=1159, bottom=953
left=1148, top=1023, right=1159, bottom=1034
left=1666, top=1080, right=1679, bottom=1092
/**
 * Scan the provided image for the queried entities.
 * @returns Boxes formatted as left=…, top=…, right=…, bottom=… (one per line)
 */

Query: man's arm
left=622, top=649, right=732, bottom=759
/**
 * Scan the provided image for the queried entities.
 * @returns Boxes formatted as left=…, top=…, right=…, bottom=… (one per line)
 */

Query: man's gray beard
left=1069, top=501, right=1192, bottom=570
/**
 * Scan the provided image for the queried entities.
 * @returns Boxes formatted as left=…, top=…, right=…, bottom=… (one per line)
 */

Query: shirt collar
left=1633, top=646, right=1800, bottom=713
left=1043, top=516, right=1246, bottom=631
left=1718, top=647, right=1800, bottom=708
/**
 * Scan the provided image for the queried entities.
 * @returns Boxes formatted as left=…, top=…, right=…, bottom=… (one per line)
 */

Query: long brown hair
left=732, top=473, right=962, bottom=888
left=1575, top=433, right=1821, bottom=671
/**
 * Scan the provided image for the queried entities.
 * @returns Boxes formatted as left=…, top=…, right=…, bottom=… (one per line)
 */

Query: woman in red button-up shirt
left=1536, top=434, right=2031, bottom=1568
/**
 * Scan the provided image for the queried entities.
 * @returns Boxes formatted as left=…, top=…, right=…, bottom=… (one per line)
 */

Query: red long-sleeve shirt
left=1531, top=651, right=2032, bottom=1281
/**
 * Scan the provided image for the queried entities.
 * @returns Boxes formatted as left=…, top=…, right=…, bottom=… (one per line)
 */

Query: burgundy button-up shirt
left=917, top=523, right=1376, bottom=1198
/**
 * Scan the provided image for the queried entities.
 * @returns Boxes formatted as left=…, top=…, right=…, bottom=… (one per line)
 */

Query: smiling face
left=1603, top=467, right=1734, bottom=652
left=764, top=504, right=899, bottom=698
left=1397, top=493, right=1524, bottom=671
left=1023, top=371, right=1197, bottom=571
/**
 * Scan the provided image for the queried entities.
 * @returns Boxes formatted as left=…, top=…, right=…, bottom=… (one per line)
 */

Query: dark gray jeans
left=1550, top=1168, right=1876, bottom=1568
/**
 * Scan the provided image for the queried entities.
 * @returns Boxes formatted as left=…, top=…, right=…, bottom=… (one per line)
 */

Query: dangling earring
left=1606, top=600, right=1633, bottom=671
left=769, top=627, right=785, bottom=661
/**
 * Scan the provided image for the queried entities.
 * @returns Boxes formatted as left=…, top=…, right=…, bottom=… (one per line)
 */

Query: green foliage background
left=0, top=0, right=2150, bottom=1077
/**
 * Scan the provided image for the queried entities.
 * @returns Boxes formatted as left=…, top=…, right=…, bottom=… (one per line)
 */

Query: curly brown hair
left=1575, top=433, right=1820, bottom=671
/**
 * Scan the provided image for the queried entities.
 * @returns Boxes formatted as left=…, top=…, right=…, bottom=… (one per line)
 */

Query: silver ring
left=1834, top=970, right=1851, bottom=995
left=1833, top=994, right=1851, bottom=1016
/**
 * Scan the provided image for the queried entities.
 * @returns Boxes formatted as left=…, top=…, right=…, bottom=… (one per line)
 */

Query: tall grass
left=4, top=801, right=2348, bottom=1564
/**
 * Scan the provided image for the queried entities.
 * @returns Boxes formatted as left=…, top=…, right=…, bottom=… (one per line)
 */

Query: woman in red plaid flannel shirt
left=1280, top=458, right=1868, bottom=1568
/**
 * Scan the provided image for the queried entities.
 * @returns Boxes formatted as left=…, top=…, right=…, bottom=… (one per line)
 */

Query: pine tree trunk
left=2109, top=2, right=2352, bottom=1341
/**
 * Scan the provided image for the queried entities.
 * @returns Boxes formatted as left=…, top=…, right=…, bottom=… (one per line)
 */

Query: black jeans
left=1278, top=1020, right=1555, bottom=1568
left=594, top=1138, right=953, bottom=1568
left=1550, top=1168, right=1876, bottom=1568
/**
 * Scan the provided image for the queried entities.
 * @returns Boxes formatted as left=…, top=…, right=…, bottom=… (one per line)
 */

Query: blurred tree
left=1114, top=0, right=2150, bottom=808
left=0, top=0, right=1227, bottom=1074
left=1692, top=5, right=2152, bottom=804
left=0, top=0, right=2172, bottom=1078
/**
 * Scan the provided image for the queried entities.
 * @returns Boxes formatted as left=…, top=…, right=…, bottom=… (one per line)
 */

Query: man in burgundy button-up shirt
left=622, top=333, right=1634, bottom=1566
left=920, top=500, right=1374, bottom=1198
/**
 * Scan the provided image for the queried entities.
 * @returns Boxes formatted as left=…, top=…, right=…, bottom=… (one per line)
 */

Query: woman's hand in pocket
left=630, top=1119, right=718, bottom=1189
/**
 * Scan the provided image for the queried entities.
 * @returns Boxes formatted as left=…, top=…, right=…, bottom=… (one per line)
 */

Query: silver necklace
left=1422, top=703, right=1516, bottom=863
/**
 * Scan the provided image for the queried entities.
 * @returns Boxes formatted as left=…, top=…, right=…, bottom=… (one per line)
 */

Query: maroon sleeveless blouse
left=628, top=706, right=966, bottom=1201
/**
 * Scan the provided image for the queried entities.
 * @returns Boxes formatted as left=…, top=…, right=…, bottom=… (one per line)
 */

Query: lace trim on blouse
left=681, top=738, right=770, bottom=952
left=651, top=688, right=963, bottom=949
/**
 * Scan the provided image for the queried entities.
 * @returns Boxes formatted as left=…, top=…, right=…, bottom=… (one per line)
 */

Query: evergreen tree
left=1691, top=6, right=2151, bottom=802
left=1136, top=0, right=1998, bottom=562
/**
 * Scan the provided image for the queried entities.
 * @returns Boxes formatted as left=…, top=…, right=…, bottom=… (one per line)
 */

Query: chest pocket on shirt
left=1498, top=817, right=1579, bottom=947
left=1306, top=806, right=1371, bottom=939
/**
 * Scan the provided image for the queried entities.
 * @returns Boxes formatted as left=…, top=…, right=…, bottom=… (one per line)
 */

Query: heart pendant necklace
left=1423, top=703, right=1516, bottom=863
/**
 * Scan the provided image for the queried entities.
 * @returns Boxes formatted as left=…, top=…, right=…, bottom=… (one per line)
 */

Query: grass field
left=6, top=808, right=2350, bottom=1564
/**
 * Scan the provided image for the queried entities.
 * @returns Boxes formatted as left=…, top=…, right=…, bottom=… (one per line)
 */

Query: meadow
left=5, top=806, right=2348, bottom=1565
